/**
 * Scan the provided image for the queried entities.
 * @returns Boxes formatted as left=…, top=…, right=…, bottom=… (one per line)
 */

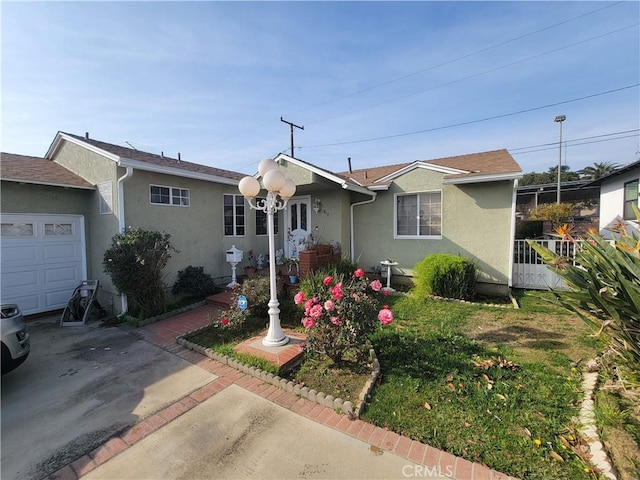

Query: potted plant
left=284, top=257, right=299, bottom=283
left=256, top=253, right=267, bottom=270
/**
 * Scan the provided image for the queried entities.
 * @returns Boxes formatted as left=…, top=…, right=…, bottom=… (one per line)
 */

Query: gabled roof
left=46, top=132, right=245, bottom=184
left=0, top=152, right=94, bottom=189
left=338, top=149, right=522, bottom=188
left=274, top=153, right=374, bottom=196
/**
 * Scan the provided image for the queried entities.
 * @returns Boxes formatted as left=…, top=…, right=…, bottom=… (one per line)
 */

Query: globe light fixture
left=239, top=159, right=297, bottom=347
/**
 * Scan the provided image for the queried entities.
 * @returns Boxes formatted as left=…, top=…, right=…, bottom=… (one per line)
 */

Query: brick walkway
left=48, top=305, right=517, bottom=480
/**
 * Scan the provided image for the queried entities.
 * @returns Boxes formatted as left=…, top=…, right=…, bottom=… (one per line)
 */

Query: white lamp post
left=238, top=158, right=296, bottom=347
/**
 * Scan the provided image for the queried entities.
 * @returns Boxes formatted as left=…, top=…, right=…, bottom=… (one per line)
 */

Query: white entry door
left=285, top=196, right=311, bottom=258
left=0, top=214, right=86, bottom=315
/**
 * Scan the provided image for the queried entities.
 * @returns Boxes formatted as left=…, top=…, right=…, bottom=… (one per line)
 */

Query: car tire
left=1, top=342, right=27, bottom=375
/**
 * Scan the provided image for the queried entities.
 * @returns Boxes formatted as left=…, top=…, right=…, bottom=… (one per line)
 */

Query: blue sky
left=2, top=1, right=639, bottom=175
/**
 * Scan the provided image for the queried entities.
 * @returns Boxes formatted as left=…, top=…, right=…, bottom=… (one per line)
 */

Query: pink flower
left=331, top=282, right=343, bottom=300
left=221, top=318, right=229, bottom=326
left=378, top=305, right=394, bottom=325
left=354, top=268, right=365, bottom=278
left=352, top=293, right=361, bottom=302
left=304, top=298, right=316, bottom=315
left=324, top=299, right=335, bottom=311
left=309, top=304, right=323, bottom=319
left=297, top=342, right=305, bottom=353
left=383, top=289, right=390, bottom=296
left=330, top=316, right=342, bottom=326
left=323, top=276, right=333, bottom=286
left=294, top=291, right=306, bottom=305
left=302, top=317, right=316, bottom=329
left=370, top=279, right=382, bottom=292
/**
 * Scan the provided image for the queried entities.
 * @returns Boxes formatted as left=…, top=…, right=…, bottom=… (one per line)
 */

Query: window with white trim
left=149, top=185, right=190, bottom=206
left=395, top=191, right=442, bottom=238
left=224, top=194, right=245, bottom=236
left=623, top=179, right=639, bottom=220
left=255, top=197, right=279, bottom=235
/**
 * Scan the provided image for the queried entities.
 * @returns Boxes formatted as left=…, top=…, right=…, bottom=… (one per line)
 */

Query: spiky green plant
left=528, top=206, right=640, bottom=385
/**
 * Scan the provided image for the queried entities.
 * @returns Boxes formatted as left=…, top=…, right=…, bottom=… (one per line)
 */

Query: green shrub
left=103, top=227, right=177, bottom=317
left=171, top=266, right=216, bottom=297
left=239, top=275, right=273, bottom=318
left=413, top=253, right=477, bottom=300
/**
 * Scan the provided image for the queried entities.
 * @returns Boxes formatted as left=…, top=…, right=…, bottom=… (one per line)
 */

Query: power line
left=305, top=23, right=638, bottom=127
left=292, top=2, right=626, bottom=116
left=298, top=84, right=640, bottom=149
left=509, top=129, right=640, bottom=153
left=512, top=133, right=640, bottom=155
left=206, top=2, right=627, bottom=150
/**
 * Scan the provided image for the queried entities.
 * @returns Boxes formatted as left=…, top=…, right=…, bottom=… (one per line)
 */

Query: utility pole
left=280, top=117, right=304, bottom=158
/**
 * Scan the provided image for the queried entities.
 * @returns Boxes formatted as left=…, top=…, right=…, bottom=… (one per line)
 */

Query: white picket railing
left=512, top=239, right=577, bottom=290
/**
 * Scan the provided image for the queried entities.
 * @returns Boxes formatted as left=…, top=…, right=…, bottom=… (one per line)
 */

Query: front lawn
left=186, top=289, right=611, bottom=479
left=363, top=291, right=601, bottom=479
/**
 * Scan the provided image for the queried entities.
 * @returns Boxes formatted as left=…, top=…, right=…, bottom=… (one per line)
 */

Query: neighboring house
left=585, top=159, right=640, bottom=237
left=1, top=132, right=522, bottom=315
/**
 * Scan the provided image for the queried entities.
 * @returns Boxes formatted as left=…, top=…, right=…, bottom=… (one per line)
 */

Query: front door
left=285, top=196, right=311, bottom=258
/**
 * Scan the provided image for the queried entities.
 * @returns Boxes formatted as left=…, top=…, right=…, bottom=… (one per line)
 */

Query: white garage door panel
left=44, top=265, right=82, bottom=284
left=1, top=245, right=40, bottom=264
left=42, top=244, right=80, bottom=262
left=1, top=215, right=86, bottom=315
left=1, top=269, right=40, bottom=289
left=3, top=292, right=41, bottom=313
left=45, top=290, right=76, bottom=309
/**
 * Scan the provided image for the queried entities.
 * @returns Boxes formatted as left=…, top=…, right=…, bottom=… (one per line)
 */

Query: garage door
left=1, top=214, right=86, bottom=315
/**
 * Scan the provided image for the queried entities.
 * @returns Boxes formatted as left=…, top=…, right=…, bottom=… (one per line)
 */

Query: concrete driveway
left=1, top=315, right=214, bottom=480
left=2, top=308, right=506, bottom=480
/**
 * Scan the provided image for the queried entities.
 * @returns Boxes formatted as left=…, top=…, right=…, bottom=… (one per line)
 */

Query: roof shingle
left=1, top=152, right=94, bottom=189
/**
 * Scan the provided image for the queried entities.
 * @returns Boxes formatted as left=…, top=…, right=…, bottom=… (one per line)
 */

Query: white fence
left=512, top=240, right=576, bottom=290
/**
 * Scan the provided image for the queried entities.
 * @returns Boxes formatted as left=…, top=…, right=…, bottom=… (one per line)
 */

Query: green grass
left=185, top=291, right=606, bottom=479
left=360, top=294, right=600, bottom=479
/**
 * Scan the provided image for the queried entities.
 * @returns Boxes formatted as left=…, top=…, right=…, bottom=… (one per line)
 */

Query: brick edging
left=176, top=327, right=382, bottom=418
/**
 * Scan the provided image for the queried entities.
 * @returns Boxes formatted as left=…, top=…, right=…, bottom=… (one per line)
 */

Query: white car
left=1, top=304, right=30, bottom=375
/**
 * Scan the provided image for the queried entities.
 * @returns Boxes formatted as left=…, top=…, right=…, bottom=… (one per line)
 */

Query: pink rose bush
left=296, top=268, right=393, bottom=363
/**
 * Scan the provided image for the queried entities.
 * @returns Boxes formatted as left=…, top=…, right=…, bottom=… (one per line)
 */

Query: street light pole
left=554, top=115, right=566, bottom=204
left=238, top=158, right=296, bottom=347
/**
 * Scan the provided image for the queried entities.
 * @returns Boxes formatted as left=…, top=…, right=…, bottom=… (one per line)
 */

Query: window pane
left=624, top=180, right=639, bottom=220
left=396, top=195, right=417, bottom=235
left=150, top=186, right=170, bottom=204
left=300, top=204, right=307, bottom=231
left=1, top=223, right=34, bottom=237
left=291, top=204, right=298, bottom=230
left=419, top=192, right=441, bottom=236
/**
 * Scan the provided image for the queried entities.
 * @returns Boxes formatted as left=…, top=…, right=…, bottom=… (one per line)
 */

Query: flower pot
left=245, top=267, right=256, bottom=278
left=289, top=275, right=298, bottom=284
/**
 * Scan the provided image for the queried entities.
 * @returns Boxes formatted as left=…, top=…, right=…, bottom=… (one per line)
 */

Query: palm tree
left=579, top=162, right=619, bottom=180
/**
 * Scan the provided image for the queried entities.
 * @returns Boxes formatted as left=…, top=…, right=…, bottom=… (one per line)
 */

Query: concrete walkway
left=47, top=305, right=516, bottom=480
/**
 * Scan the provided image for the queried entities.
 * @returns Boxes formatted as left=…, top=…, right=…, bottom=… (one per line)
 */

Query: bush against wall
left=413, top=253, right=477, bottom=301
left=529, top=203, right=575, bottom=227
left=172, top=266, right=216, bottom=298
left=103, top=227, right=177, bottom=317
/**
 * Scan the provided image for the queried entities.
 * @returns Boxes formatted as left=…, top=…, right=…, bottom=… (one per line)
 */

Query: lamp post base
left=262, top=335, right=290, bottom=347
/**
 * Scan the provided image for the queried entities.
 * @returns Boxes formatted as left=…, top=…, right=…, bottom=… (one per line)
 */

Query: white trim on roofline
left=443, top=172, right=523, bottom=185
left=375, top=161, right=469, bottom=184
left=46, top=132, right=240, bottom=186
left=274, top=153, right=373, bottom=196
left=46, top=133, right=120, bottom=161
left=1, top=178, right=95, bottom=190
left=117, top=158, right=239, bottom=185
